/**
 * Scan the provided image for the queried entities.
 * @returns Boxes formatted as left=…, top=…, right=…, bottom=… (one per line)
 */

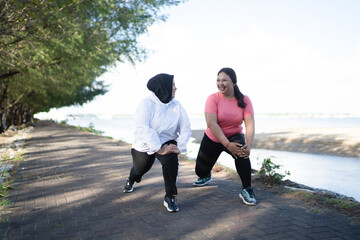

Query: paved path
left=1, top=121, right=359, bottom=239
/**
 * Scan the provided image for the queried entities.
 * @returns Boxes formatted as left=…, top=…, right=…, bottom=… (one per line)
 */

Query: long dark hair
left=218, top=67, right=246, bottom=108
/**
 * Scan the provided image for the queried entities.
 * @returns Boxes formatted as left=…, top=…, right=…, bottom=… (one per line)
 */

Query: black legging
left=128, top=140, right=179, bottom=197
left=195, top=133, right=252, bottom=188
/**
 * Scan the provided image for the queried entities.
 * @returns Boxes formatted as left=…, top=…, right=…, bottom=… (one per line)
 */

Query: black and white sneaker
left=163, top=195, right=179, bottom=212
left=123, top=178, right=135, bottom=193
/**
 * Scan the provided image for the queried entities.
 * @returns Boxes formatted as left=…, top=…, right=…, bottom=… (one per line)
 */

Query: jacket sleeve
left=177, top=103, right=192, bottom=153
left=135, top=99, right=162, bottom=153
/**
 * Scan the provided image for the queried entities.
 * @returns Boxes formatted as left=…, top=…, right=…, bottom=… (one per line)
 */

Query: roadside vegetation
left=189, top=154, right=360, bottom=224
left=0, top=142, right=25, bottom=214
left=74, top=123, right=104, bottom=136
left=0, top=0, right=183, bottom=133
left=2, top=122, right=359, bottom=224
left=59, top=120, right=127, bottom=143
left=258, top=157, right=291, bottom=184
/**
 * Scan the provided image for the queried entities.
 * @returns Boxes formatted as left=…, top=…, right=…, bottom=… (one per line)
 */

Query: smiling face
left=217, top=72, right=234, bottom=98
left=172, top=80, right=177, bottom=98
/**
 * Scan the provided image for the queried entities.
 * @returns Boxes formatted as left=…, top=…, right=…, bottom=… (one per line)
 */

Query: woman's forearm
left=245, top=128, right=254, bottom=148
left=244, top=115, right=255, bottom=148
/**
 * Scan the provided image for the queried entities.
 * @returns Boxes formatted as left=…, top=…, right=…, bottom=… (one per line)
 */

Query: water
left=190, top=115, right=360, bottom=133
left=58, top=115, right=360, bottom=201
left=65, top=115, right=136, bottom=143
left=187, top=144, right=360, bottom=201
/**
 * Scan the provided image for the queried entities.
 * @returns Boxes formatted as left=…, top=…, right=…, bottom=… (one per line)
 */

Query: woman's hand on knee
left=240, top=144, right=251, bottom=159
left=157, top=144, right=180, bottom=155
left=226, top=142, right=243, bottom=158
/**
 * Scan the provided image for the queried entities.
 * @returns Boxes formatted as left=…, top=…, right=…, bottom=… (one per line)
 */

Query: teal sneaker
left=239, top=187, right=256, bottom=205
left=193, top=175, right=212, bottom=186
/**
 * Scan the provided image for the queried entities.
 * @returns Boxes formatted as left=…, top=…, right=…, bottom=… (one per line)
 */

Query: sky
left=41, top=0, right=360, bottom=118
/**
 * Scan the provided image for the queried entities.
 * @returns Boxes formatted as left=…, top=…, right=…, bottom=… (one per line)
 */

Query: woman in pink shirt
left=193, top=67, right=256, bottom=205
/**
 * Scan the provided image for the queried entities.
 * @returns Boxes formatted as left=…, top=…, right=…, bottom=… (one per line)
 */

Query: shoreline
left=3, top=125, right=359, bottom=159
left=2, top=122, right=360, bottom=216
left=191, top=128, right=360, bottom=159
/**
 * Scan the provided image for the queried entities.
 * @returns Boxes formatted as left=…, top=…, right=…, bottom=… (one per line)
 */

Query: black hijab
left=147, top=73, right=174, bottom=104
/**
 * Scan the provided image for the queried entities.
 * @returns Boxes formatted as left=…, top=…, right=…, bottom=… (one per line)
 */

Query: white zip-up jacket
left=132, top=92, right=191, bottom=154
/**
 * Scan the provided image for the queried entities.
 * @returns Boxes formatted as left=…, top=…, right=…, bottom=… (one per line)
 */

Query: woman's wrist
left=225, top=141, right=231, bottom=148
left=157, top=146, right=165, bottom=155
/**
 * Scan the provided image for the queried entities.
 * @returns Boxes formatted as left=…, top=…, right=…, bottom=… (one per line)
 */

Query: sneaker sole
left=123, top=182, right=135, bottom=193
left=163, top=201, right=179, bottom=212
left=192, top=178, right=212, bottom=187
left=123, top=188, right=134, bottom=193
left=239, top=193, right=256, bottom=206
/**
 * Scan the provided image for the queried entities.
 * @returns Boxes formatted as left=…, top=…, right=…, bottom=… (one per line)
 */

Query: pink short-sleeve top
left=205, top=92, right=254, bottom=143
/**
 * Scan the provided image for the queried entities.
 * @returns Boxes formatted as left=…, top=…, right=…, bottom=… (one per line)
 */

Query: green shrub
left=259, top=157, right=291, bottom=184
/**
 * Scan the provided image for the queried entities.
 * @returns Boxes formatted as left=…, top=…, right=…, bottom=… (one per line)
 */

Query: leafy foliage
left=0, top=0, right=182, bottom=131
left=259, top=157, right=291, bottom=184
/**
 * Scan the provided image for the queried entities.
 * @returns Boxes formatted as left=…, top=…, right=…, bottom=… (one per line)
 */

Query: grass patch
left=58, top=120, right=131, bottom=145
left=1, top=152, right=24, bottom=162
left=0, top=151, right=23, bottom=214
left=58, top=120, right=104, bottom=136
left=74, top=123, right=104, bottom=136
left=285, top=189, right=360, bottom=222
left=0, top=127, right=28, bottom=215
left=0, top=198, right=12, bottom=207
left=305, top=192, right=360, bottom=210
left=70, top=123, right=129, bottom=144
left=0, top=180, right=14, bottom=211
left=0, top=180, right=13, bottom=198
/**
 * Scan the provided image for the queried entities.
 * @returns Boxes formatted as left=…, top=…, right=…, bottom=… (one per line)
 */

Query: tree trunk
left=1, top=101, right=6, bottom=133
left=0, top=82, right=7, bottom=132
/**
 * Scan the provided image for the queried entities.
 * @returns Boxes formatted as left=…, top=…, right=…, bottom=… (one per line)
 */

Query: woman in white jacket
left=123, top=73, right=191, bottom=213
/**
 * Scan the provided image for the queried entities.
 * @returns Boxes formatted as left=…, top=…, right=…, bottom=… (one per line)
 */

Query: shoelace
left=247, top=189, right=255, bottom=198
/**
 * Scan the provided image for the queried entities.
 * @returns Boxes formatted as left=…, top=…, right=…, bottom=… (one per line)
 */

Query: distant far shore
left=191, top=127, right=360, bottom=159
